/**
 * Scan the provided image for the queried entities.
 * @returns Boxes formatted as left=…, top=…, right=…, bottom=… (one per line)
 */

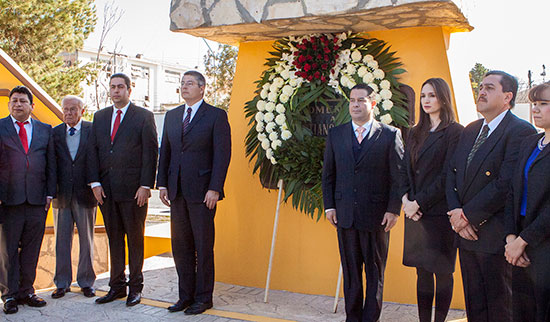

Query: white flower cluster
left=255, top=53, right=303, bottom=164
left=255, top=32, right=398, bottom=165
left=331, top=47, right=395, bottom=125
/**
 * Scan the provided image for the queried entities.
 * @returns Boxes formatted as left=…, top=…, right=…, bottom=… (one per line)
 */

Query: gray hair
left=61, top=95, right=85, bottom=109
left=183, top=70, right=206, bottom=87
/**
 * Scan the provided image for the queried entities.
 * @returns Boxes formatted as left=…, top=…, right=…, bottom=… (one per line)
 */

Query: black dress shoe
left=168, top=299, right=193, bottom=312
left=3, top=298, right=18, bottom=314
left=51, top=288, right=70, bottom=299
left=21, top=294, right=47, bottom=307
left=184, top=301, right=213, bottom=315
left=126, top=291, right=141, bottom=307
left=81, top=287, right=95, bottom=298
left=95, top=288, right=126, bottom=304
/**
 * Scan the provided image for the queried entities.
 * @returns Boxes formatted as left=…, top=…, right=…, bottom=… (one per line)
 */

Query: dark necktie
left=181, top=107, right=192, bottom=143
left=68, top=127, right=76, bottom=136
left=111, top=110, right=122, bottom=143
left=16, top=121, right=29, bottom=154
left=467, top=125, right=490, bottom=167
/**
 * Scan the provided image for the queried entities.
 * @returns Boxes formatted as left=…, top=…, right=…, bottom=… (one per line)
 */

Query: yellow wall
left=215, top=26, right=465, bottom=308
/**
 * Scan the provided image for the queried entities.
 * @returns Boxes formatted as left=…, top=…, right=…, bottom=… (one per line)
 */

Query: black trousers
left=337, top=227, right=389, bottom=322
left=100, top=198, right=147, bottom=293
left=0, top=203, right=46, bottom=301
left=459, top=248, right=512, bottom=322
left=170, top=193, right=215, bottom=303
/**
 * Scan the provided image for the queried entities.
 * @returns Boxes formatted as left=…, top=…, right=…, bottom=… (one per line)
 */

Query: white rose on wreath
left=382, top=100, right=394, bottom=110
left=275, top=114, right=286, bottom=125
left=268, top=91, right=277, bottom=102
left=266, top=122, right=276, bottom=133
left=281, top=130, right=292, bottom=140
left=265, top=102, right=275, bottom=112
left=380, top=89, right=392, bottom=100
left=276, top=104, right=285, bottom=114
left=255, top=112, right=264, bottom=122
left=279, top=93, right=290, bottom=103
left=380, top=114, right=392, bottom=125
left=380, top=80, right=391, bottom=89
left=269, top=132, right=278, bottom=141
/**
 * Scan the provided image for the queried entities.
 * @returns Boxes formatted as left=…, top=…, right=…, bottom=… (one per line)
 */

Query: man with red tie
left=0, top=86, right=56, bottom=314
left=87, top=73, right=158, bottom=307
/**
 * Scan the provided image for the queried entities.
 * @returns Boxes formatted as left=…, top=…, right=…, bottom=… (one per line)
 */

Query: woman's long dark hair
left=409, top=78, right=456, bottom=164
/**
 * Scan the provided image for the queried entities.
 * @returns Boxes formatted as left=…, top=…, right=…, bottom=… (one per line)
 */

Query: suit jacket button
left=485, top=171, right=491, bottom=176
left=110, top=150, right=113, bottom=153
left=415, top=170, right=420, bottom=174
left=354, top=170, right=358, bottom=174
left=353, top=189, right=357, bottom=192
left=453, top=168, right=457, bottom=172
left=453, top=187, right=458, bottom=192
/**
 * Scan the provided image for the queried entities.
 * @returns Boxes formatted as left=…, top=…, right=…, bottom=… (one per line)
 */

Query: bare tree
left=93, top=1, right=124, bottom=110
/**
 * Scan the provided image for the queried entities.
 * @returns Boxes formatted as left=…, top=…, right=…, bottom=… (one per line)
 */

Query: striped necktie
left=467, top=125, right=489, bottom=168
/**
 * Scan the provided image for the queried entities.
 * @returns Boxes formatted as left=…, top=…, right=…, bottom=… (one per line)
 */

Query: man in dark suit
left=157, top=71, right=231, bottom=315
left=446, top=70, right=536, bottom=322
left=88, top=73, right=158, bottom=307
left=322, top=83, right=403, bottom=322
left=0, top=86, right=56, bottom=314
left=51, top=95, right=97, bottom=299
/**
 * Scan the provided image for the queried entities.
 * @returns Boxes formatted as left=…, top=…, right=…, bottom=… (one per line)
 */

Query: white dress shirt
left=479, top=109, right=508, bottom=138
left=182, top=99, right=203, bottom=123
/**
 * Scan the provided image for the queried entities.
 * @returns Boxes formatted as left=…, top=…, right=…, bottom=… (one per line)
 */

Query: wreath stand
left=262, top=178, right=344, bottom=314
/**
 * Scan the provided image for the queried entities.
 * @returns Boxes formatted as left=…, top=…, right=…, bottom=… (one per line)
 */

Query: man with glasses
left=157, top=71, right=231, bottom=315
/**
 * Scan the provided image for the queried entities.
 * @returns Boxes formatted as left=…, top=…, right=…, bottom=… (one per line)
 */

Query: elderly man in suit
left=446, top=70, right=537, bottom=322
left=88, top=73, right=158, bottom=307
left=51, top=95, right=97, bottom=299
left=322, top=83, right=403, bottom=322
left=157, top=71, right=231, bottom=315
left=0, top=86, right=56, bottom=314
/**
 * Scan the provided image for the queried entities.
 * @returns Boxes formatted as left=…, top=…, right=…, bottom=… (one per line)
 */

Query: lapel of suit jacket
left=57, top=123, right=72, bottom=159
left=513, top=134, right=540, bottom=215
left=184, top=102, right=208, bottom=136
left=172, top=105, right=185, bottom=150
left=28, top=118, right=42, bottom=152
left=464, top=111, right=512, bottom=192
left=356, top=120, right=382, bottom=164
left=340, top=122, right=354, bottom=162
left=416, top=129, right=445, bottom=161
left=74, top=122, right=90, bottom=161
left=2, top=117, right=26, bottom=154
left=112, top=103, right=136, bottom=146
left=457, top=120, right=482, bottom=200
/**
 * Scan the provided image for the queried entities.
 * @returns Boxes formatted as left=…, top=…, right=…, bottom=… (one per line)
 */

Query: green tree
left=203, top=44, right=238, bottom=110
left=469, top=62, right=489, bottom=101
left=0, top=0, right=96, bottom=103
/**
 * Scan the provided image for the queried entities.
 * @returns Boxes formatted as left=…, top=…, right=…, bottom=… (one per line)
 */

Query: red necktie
left=111, top=110, right=122, bottom=143
left=16, top=121, right=29, bottom=154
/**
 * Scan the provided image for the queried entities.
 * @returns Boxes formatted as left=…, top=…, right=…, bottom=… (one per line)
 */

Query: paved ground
left=7, top=254, right=467, bottom=321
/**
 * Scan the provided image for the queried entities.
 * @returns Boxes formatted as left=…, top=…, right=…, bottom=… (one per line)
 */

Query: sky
left=83, top=0, right=549, bottom=115
left=84, top=0, right=550, bottom=83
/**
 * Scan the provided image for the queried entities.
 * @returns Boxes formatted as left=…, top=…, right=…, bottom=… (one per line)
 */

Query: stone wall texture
left=170, top=0, right=472, bottom=44
left=35, top=229, right=109, bottom=290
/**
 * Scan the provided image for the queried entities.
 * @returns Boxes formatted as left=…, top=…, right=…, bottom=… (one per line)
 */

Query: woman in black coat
left=505, top=82, right=550, bottom=322
left=400, top=78, right=463, bottom=322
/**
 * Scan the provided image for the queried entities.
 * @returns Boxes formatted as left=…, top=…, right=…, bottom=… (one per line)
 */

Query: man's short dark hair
left=110, top=73, right=132, bottom=89
left=351, top=83, right=374, bottom=96
left=484, top=70, right=518, bottom=107
left=183, top=70, right=206, bottom=87
left=9, top=86, right=33, bottom=104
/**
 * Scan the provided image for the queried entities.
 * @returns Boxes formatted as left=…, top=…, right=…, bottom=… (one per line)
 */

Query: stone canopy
left=170, top=0, right=472, bottom=45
